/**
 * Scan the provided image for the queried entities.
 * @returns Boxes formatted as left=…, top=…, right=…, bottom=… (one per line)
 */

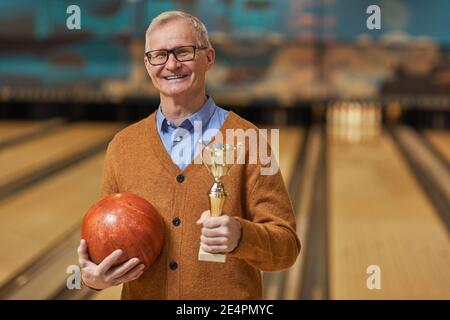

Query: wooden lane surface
left=91, top=284, right=123, bottom=300
left=0, top=118, right=65, bottom=147
left=0, top=120, right=38, bottom=140
left=276, top=126, right=304, bottom=186
left=0, top=152, right=107, bottom=287
left=260, top=126, right=304, bottom=300
left=328, top=133, right=450, bottom=299
left=423, top=130, right=450, bottom=163
left=0, top=122, right=121, bottom=191
left=284, top=125, right=323, bottom=299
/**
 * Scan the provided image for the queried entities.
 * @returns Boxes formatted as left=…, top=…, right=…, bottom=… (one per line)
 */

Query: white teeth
left=164, top=75, right=186, bottom=80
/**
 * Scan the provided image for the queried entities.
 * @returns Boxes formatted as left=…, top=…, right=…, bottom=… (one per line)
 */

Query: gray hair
left=145, top=11, right=212, bottom=51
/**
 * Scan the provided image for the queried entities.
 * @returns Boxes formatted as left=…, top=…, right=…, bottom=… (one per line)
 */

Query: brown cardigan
left=100, top=111, right=300, bottom=299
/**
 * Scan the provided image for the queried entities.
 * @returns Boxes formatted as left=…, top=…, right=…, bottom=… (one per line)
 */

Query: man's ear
left=144, top=56, right=153, bottom=79
left=206, top=48, right=215, bottom=69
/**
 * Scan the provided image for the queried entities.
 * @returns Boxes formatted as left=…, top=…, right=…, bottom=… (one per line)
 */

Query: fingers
left=199, top=214, right=241, bottom=254
left=98, top=249, right=123, bottom=273
left=196, top=211, right=210, bottom=225
left=201, top=244, right=227, bottom=253
left=78, top=239, right=90, bottom=267
left=106, top=258, right=141, bottom=281
left=200, top=234, right=231, bottom=254
left=199, top=214, right=231, bottom=238
left=111, top=263, right=145, bottom=286
left=203, top=218, right=224, bottom=229
left=203, top=215, right=230, bottom=228
left=198, top=212, right=238, bottom=254
left=200, top=235, right=227, bottom=246
left=201, top=226, right=228, bottom=237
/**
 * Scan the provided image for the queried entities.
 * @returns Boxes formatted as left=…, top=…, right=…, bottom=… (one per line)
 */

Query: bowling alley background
left=0, top=0, right=449, bottom=300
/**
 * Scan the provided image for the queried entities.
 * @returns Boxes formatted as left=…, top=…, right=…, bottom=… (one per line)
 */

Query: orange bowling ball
left=81, top=193, right=164, bottom=271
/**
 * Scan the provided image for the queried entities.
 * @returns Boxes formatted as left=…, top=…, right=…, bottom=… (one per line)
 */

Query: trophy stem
left=198, top=182, right=227, bottom=263
left=209, top=182, right=227, bottom=217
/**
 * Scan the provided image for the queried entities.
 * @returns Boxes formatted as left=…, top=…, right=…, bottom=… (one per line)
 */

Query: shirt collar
left=156, top=95, right=217, bottom=133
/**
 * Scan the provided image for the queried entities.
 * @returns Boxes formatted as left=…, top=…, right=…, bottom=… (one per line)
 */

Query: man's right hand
left=77, top=239, right=145, bottom=290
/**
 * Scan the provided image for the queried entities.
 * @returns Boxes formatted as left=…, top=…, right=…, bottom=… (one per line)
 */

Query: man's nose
left=165, top=52, right=181, bottom=70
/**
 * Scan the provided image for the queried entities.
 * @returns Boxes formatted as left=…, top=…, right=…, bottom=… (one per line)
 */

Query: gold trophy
left=198, top=142, right=241, bottom=263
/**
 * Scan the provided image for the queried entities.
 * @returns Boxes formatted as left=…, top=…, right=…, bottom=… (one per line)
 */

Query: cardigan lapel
left=145, top=111, right=237, bottom=177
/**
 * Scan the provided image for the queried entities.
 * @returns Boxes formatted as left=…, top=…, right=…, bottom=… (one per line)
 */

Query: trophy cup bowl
left=198, top=143, right=239, bottom=263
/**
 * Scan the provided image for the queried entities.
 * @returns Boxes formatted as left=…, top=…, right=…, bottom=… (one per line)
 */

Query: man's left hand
left=196, top=211, right=242, bottom=254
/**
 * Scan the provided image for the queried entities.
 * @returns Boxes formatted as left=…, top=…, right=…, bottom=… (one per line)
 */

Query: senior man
left=78, top=11, right=300, bottom=299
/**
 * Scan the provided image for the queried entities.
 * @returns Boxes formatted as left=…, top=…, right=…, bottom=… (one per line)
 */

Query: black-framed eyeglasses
left=145, top=45, right=208, bottom=66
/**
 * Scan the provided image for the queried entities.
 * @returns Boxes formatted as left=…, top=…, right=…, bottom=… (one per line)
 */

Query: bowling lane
left=0, top=122, right=122, bottom=192
left=90, top=283, right=123, bottom=300
left=0, top=120, right=38, bottom=139
left=0, top=118, right=65, bottom=145
left=328, top=132, right=450, bottom=299
left=423, top=130, right=450, bottom=163
left=262, top=126, right=304, bottom=300
left=0, top=151, right=107, bottom=287
left=275, top=127, right=304, bottom=186
left=284, top=125, right=324, bottom=300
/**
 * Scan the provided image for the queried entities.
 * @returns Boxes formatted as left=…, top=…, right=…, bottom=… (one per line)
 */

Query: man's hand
left=77, top=239, right=145, bottom=290
left=196, top=211, right=242, bottom=254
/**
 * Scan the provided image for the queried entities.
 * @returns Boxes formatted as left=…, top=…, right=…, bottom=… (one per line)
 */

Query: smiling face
left=144, top=18, right=214, bottom=100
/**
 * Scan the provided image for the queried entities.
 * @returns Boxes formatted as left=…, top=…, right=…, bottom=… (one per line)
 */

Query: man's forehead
left=148, top=20, right=197, bottom=49
left=150, top=19, right=195, bottom=38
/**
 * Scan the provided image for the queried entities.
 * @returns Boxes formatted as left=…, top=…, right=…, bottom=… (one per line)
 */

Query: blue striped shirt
left=155, top=96, right=229, bottom=170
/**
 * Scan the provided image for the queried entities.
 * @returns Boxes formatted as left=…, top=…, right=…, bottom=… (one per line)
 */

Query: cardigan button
left=169, top=261, right=178, bottom=270
left=172, top=217, right=181, bottom=226
left=176, top=174, right=185, bottom=183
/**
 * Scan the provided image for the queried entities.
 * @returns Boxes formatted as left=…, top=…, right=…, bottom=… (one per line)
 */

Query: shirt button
left=176, top=174, right=184, bottom=183
left=172, top=217, right=181, bottom=226
left=169, top=261, right=178, bottom=270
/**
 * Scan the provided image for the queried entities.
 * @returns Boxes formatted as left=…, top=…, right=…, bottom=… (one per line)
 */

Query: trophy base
left=198, top=247, right=226, bottom=263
